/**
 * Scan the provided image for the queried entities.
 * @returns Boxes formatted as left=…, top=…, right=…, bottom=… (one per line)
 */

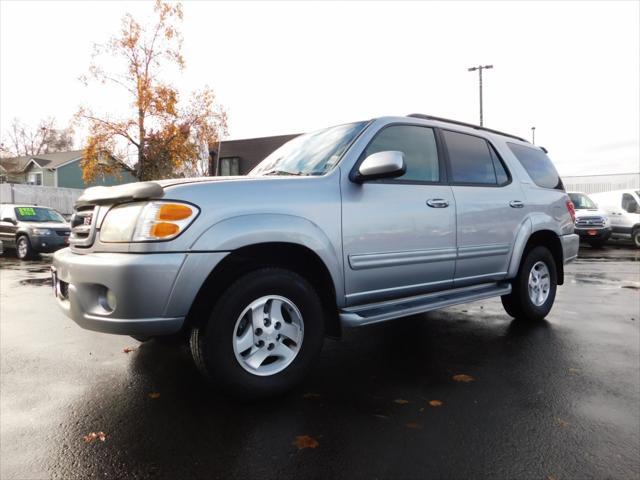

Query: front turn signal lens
left=150, top=222, right=180, bottom=238
left=158, top=203, right=193, bottom=221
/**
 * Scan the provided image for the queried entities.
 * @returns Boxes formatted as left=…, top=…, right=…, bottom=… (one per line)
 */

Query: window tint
left=507, top=142, right=563, bottom=190
left=363, top=125, right=439, bottom=182
left=622, top=193, right=639, bottom=213
left=443, top=130, right=500, bottom=185
left=489, top=147, right=509, bottom=185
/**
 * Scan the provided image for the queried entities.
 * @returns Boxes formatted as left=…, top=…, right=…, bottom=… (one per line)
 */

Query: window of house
left=27, top=172, right=42, bottom=185
left=444, top=130, right=508, bottom=185
left=219, top=157, right=240, bottom=176
left=507, top=142, right=563, bottom=190
left=362, top=125, right=440, bottom=182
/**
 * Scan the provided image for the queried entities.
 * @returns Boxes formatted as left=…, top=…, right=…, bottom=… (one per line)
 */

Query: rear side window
left=443, top=130, right=509, bottom=185
left=507, top=142, right=563, bottom=190
left=363, top=125, right=440, bottom=182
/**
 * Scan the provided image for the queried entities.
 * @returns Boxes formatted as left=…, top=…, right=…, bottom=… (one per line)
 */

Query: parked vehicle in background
left=590, top=189, right=640, bottom=248
left=568, top=191, right=611, bottom=248
left=52, top=114, right=579, bottom=398
left=0, top=204, right=71, bottom=259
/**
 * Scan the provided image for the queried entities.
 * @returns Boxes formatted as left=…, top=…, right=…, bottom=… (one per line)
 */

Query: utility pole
left=467, top=64, right=493, bottom=126
left=531, top=126, right=536, bottom=144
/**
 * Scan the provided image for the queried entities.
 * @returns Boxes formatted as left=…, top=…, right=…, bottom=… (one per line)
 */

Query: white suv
left=590, top=189, right=640, bottom=248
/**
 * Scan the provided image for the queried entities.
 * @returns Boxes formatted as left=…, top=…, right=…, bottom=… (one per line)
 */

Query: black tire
left=501, top=246, right=557, bottom=322
left=633, top=228, right=640, bottom=249
left=16, top=235, right=36, bottom=260
left=190, top=268, right=324, bottom=399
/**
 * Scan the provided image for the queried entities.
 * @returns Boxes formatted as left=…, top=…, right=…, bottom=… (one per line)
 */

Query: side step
left=340, top=282, right=512, bottom=327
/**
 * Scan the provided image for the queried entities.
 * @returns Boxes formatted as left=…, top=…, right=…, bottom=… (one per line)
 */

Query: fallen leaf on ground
left=405, top=422, right=422, bottom=429
left=429, top=400, right=443, bottom=407
left=302, top=393, right=321, bottom=399
left=568, top=368, right=580, bottom=374
left=394, top=398, right=409, bottom=405
left=83, top=431, right=106, bottom=443
left=123, top=347, right=136, bottom=353
left=373, top=414, right=389, bottom=419
left=293, top=435, right=319, bottom=450
left=148, top=392, right=161, bottom=399
left=452, top=374, right=475, bottom=383
left=556, top=418, right=570, bottom=428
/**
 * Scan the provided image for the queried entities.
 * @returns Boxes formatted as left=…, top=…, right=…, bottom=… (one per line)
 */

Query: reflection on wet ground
left=1, top=244, right=639, bottom=479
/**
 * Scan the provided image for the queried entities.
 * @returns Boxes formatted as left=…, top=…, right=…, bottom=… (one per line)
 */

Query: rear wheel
left=16, top=235, right=36, bottom=260
left=190, top=268, right=324, bottom=399
left=501, top=246, right=557, bottom=322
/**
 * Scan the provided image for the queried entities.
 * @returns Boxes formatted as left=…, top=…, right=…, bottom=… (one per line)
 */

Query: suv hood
left=574, top=208, right=608, bottom=219
left=76, top=176, right=279, bottom=206
left=21, top=221, right=69, bottom=229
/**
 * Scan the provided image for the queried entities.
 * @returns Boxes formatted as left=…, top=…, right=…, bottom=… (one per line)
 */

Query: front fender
left=189, top=213, right=344, bottom=304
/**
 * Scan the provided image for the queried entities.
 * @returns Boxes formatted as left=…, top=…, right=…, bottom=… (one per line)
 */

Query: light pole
left=531, top=126, right=536, bottom=144
left=467, top=64, right=493, bottom=126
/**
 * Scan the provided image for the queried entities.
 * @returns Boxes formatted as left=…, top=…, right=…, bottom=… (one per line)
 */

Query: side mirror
left=1, top=217, right=16, bottom=224
left=352, top=151, right=406, bottom=183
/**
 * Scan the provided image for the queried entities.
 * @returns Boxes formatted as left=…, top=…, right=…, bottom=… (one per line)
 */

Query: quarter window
left=363, top=125, right=439, bottom=182
left=443, top=130, right=507, bottom=185
left=507, top=142, right=563, bottom=190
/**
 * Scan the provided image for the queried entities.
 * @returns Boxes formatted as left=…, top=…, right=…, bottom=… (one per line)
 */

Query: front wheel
left=190, top=268, right=324, bottom=399
left=633, top=228, right=640, bottom=249
left=501, top=246, right=557, bottom=322
left=16, top=235, right=36, bottom=260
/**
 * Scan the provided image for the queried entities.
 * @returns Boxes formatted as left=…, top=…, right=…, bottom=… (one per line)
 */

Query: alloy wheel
left=232, top=295, right=304, bottom=376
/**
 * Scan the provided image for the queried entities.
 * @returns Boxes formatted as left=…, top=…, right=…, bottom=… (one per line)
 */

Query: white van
left=590, top=189, right=640, bottom=247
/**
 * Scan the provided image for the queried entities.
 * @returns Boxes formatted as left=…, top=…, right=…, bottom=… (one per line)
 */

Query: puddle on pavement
left=18, top=277, right=52, bottom=287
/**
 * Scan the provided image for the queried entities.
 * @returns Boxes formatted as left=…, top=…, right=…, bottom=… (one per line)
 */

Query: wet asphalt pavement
left=1, top=245, right=639, bottom=479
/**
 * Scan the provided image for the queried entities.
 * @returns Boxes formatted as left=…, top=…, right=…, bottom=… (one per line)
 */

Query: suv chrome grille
left=575, top=216, right=605, bottom=228
left=69, top=205, right=98, bottom=247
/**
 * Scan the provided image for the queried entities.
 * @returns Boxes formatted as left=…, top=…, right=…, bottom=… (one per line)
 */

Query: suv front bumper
left=52, top=248, right=228, bottom=336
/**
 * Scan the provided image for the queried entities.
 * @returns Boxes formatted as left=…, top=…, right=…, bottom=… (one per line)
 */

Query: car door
left=341, top=124, right=456, bottom=306
left=441, top=130, right=526, bottom=287
left=0, top=205, right=17, bottom=247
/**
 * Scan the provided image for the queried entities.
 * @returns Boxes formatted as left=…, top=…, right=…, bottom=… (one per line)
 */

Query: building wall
left=24, top=162, right=55, bottom=186
left=563, top=173, right=640, bottom=194
left=56, top=160, right=137, bottom=188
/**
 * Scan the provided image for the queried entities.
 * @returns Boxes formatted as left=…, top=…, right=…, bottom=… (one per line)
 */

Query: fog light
left=105, top=289, right=117, bottom=312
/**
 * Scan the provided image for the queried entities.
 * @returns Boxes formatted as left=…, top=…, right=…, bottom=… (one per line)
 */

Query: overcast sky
left=1, top=0, right=638, bottom=176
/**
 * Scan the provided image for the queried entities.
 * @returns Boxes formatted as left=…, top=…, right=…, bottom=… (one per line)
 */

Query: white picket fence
left=0, top=184, right=83, bottom=215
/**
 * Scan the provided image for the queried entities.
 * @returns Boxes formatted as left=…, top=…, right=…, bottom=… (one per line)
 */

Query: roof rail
left=407, top=114, right=529, bottom=143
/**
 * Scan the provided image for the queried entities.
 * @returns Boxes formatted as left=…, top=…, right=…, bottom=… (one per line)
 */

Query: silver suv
left=52, top=114, right=579, bottom=397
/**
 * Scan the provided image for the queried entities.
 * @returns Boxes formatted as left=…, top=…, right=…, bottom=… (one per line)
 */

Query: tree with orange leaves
left=76, top=0, right=227, bottom=182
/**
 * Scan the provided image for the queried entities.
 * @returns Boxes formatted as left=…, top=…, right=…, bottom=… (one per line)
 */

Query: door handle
left=427, top=198, right=449, bottom=208
left=509, top=200, right=524, bottom=208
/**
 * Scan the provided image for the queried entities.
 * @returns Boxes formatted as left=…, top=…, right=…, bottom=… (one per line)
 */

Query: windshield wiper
left=262, top=169, right=304, bottom=176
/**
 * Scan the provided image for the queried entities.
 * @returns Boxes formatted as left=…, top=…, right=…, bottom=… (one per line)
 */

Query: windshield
left=14, top=206, right=65, bottom=223
left=568, top=193, right=597, bottom=210
left=250, top=121, right=368, bottom=177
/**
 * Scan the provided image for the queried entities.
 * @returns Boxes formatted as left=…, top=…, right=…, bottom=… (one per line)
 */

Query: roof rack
left=407, top=114, right=528, bottom=143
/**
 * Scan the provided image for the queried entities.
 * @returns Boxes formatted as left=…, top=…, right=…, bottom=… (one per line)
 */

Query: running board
left=340, top=282, right=512, bottom=327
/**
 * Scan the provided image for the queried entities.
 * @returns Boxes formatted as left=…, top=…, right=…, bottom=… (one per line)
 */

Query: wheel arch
left=509, top=227, right=564, bottom=285
left=184, top=242, right=342, bottom=338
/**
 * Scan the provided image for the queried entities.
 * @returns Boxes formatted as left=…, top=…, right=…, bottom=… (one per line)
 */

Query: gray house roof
left=0, top=150, right=84, bottom=173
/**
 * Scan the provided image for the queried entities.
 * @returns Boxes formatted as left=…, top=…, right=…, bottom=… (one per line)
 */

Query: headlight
left=100, top=201, right=198, bottom=242
left=32, top=228, right=53, bottom=236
